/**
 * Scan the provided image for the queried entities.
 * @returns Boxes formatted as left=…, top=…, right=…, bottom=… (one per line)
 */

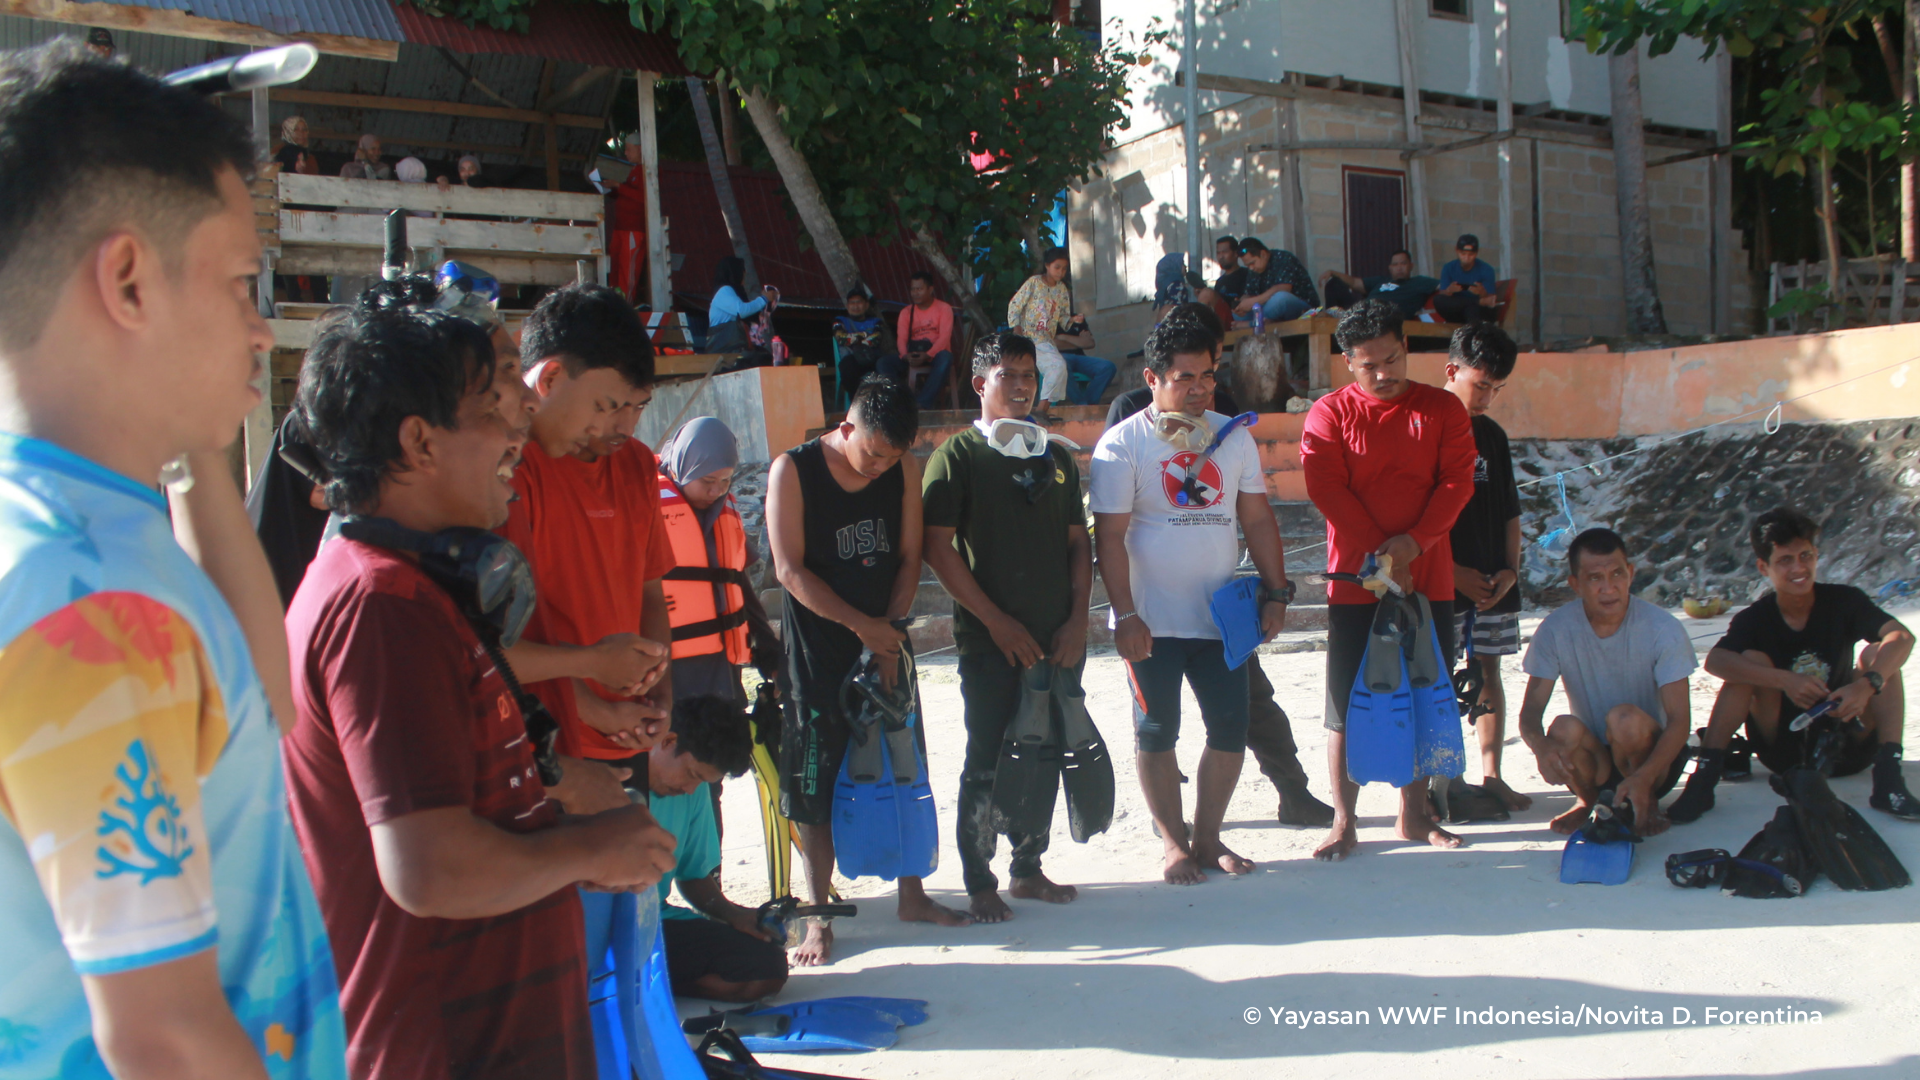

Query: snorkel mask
left=1150, top=410, right=1213, bottom=452
left=338, top=517, right=537, bottom=648
left=982, top=418, right=1079, bottom=460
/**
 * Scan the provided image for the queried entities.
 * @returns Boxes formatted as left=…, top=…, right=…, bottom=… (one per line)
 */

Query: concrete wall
left=1320, top=322, right=1920, bottom=439
left=634, top=365, right=824, bottom=463
left=1105, top=0, right=1721, bottom=143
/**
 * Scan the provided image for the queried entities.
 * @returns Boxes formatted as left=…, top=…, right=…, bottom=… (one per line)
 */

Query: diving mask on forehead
left=982, top=418, right=1081, bottom=460
left=1151, top=410, right=1212, bottom=452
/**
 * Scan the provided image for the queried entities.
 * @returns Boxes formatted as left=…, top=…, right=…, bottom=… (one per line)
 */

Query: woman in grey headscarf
left=658, top=416, right=778, bottom=705
left=657, top=417, right=781, bottom=846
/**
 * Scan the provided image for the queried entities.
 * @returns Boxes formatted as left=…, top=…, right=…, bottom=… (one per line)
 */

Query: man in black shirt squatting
left=1670, top=507, right=1919, bottom=823
left=1443, top=323, right=1532, bottom=812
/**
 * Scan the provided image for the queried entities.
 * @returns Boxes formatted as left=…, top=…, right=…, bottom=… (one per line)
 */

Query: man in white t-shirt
left=1090, top=308, right=1293, bottom=885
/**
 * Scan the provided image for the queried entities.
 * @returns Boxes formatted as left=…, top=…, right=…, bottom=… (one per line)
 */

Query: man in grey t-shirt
left=1518, top=529, right=1696, bottom=836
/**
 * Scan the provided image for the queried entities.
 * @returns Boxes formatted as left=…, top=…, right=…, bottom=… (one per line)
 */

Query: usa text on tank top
left=788, top=437, right=902, bottom=619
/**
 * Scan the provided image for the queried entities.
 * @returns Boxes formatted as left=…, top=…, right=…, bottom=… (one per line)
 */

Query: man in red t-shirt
left=1301, top=299, right=1476, bottom=862
left=499, top=284, right=673, bottom=777
left=283, top=305, right=677, bottom=1080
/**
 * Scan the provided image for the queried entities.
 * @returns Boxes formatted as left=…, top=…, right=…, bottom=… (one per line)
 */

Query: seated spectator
left=1320, top=249, right=1439, bottom=316
left=1434, top=233, right=1500, bottom=325
left=882, top=270, right=956, bottom=408
left=650, top=697, right=787, bottom=1001
left=1008, top=248, right=1115, bottom=406
left=346, top=133, right=392, bottom=181
left=1053, top=309, right=1116, bottom=406
left=834, top=286, right=893, bottom=394
left=85, top=26, right=114, bottom=59
left=1234, top=237, right=1317, bottom=325
left=438, top=154, right=484, bottom=191
left=706, top=255, right=779, bottom=356
left=1213, top=234, right=1249, bottom=308
left=274, top=114, right=319, bottom=176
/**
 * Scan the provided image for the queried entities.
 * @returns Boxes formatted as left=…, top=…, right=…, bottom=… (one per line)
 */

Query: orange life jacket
left=658, top=470, right=752, bottom=664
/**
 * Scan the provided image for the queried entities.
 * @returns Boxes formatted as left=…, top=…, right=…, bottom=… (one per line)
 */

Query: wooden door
left=1343, top=168, right=1406, bottom=279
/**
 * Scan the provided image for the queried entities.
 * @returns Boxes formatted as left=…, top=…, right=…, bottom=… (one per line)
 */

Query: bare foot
left=1009, top=874, right=1078, bottom=903
left=1162, top=849, right=1206, bottom=885
left=1483, top=776, right=1533, bottom=811
left=1192, top=837, right=1254, bottom=876
left=1397, top=810, right=1464, bottom=849
left=898, top=892, right=973, bottom=927
left=1313, top=818, right=1358, bottom=862
left=1637, top=807, right=1672, bottom=838
left=1550, top=801, right=1594, bottom=835
left=968, top=891, right=1013, bottom=923
left=789, top=921, right=833, bottom=967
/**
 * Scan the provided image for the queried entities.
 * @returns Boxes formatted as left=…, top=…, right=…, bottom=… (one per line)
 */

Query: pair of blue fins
left=684, top=996, right=931, bottom=1055
left=1344, top=587, right=1639, bottom=883
left=832, top=647, right=939, bottom=880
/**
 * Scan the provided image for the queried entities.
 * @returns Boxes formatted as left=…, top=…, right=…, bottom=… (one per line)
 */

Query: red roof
left=658, top=161, right=940, bottom=309
left=393, top=0, right=688, bottom=75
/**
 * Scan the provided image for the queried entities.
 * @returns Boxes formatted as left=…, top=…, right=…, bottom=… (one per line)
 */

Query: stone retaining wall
left=1513, top=419, right=1920, bottom=607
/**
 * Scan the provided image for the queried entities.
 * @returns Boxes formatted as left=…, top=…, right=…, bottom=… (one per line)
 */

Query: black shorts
left=1748, top=718, right=1878, bottom=778
left=661, top=917, right=788, bottom=995
left=1323, top=597, right=1455, bottom=732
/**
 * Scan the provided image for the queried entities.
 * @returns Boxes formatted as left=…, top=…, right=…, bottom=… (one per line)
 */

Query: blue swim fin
left=832, top=649, right=938, bottom=881
left=694, top=1000, right=907, bottom=1054
left=1345, top=598, right=1417, bottom=788
left=1407, top=595, right=1467, bottom=781
left=1560, top=829, right=1636, bottom=885
left=813, top=996, right=931, bottom=1027
left=832, top=707, right=903, bottom=879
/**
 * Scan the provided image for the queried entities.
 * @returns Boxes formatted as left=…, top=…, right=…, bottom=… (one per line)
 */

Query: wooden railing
left=267, top=173, right=609, bottom=288
left=1768, top=258, right=1920, bottom=334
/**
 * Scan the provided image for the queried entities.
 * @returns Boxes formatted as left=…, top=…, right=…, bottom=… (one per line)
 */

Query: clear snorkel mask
left=982, top=417, right=1081, bottom=460
left=1150, top=409, right=1213, bottom=452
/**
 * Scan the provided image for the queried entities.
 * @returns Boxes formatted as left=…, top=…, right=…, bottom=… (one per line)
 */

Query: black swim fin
left=988, top=662, right=1061, bottom=837
left=1056, top=662, right=1114, bottom=842
left=1773, top=769, right=1911, bottom=891
left=1429, top=774, right=1510, bottom=824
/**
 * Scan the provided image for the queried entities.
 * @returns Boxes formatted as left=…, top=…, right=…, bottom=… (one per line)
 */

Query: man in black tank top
left=766, top=377, right=973, bottom=965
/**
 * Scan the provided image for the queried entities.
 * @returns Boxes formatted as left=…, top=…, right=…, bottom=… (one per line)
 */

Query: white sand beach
left=696, top=606, right=1920, bottom=1079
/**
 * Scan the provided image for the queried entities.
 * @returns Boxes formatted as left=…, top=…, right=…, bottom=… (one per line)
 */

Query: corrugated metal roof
left=66, top=0, right=405, bottom=41
left=659, top=161, right=936, bottom=308
left=394, top=0, right=686, bottom=75
left=0, top=14, right=227, bottom=69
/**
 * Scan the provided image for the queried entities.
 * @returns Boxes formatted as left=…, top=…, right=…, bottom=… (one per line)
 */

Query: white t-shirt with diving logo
left=1089, top=408, right=1266, bottom=639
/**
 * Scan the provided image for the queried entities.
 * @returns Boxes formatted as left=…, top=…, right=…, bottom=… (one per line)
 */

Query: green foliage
left=1569, top=0, right=1918, bottom=175
left=406, top=0, right=1144, bottom=313
left=1766, top=283, right=1831, bottom=319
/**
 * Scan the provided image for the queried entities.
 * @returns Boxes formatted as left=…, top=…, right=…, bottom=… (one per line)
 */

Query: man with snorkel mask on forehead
left=1089, top=309, right=1295, bottom=885
left=922, top=332, right=1093, bottom=922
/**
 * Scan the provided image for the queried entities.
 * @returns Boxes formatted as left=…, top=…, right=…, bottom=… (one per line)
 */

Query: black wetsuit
left=778, top=438, right=906, bottom=824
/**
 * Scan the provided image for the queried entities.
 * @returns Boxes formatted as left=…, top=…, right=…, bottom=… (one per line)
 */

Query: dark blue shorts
left=1125, top=637, right=1250, bottom=754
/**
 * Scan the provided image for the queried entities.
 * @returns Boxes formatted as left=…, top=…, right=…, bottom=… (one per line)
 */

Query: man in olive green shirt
left=922, top=332, right=1091, bottom=923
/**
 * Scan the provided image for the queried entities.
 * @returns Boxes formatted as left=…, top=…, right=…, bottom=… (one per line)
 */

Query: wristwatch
left=1265, top=581, right=1296, bottom=606
left=1864, top=670, right=1886, bottom=695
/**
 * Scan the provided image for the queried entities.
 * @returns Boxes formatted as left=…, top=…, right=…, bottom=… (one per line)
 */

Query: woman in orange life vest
left=658, top=418, right=781, bottom=831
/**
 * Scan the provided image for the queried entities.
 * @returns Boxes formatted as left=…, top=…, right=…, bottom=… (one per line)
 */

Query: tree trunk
left=740, top=88, right=864, bottom=297
left=1818, top=147, right=1845, bottom=325
left=686, top=77, right=758, bottom=292
left=906, top=220, right=995, bottom=336
left=1905, top=2, right=1918, bottom=260
left=1608, top=48, right=1668, bottom=334
left=716, top=73, right=742, bottom=167
left=1021, top=215, right=1047, bottom=276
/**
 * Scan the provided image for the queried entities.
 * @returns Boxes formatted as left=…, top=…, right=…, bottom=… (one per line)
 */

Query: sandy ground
left=687, top=604, right=1920, bottom=1079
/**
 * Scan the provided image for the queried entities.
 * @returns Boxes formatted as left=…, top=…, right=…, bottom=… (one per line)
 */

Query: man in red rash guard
left=1300, top=298, right=1476, bottom=862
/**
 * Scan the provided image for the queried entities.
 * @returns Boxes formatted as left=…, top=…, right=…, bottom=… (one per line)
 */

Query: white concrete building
left=1068, top=0, right=1743, bottom=353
